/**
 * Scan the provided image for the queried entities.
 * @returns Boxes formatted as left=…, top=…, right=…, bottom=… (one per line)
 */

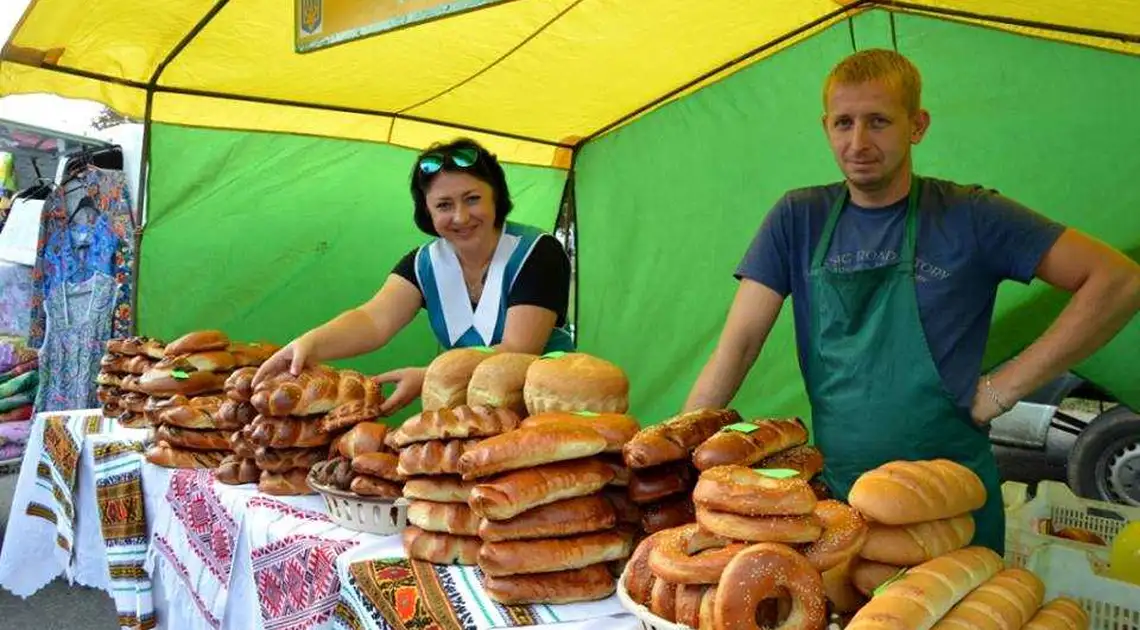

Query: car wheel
left=1066, top=406, right=1140, bottom=506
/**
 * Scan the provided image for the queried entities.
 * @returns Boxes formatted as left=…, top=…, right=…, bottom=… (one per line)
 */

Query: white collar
left=428, top=232, right=521, bottom=345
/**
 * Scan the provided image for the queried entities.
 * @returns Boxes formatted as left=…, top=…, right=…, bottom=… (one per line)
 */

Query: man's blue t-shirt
left=736, top=177, right=1066, bottom=411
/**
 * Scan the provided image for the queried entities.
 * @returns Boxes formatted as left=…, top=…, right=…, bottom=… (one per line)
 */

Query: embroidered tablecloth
left=0, top=409, right=148, bottom=598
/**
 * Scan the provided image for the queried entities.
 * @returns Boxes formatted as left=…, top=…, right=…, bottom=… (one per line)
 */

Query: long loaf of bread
left=691, top=418, right=808, bottom=470
left=482, top=564, right=616, bottom=605
left=457, top=423, right=607, bottom=479
left=468, top=458, right=615, bottom=521
left=1022, top=597, right=1089, bottom=630
left=519, top=411, right=640, bottom=454
left=845, top=547, right=1005, bottom=630
left=386, top=406, right=520, bottom=448
left=848, top=459, right=987, bottom=525
left=477, top=530, right=633, bottom=577
left=860, top=515, right=976, bottom=566
left=930, top=568, right=1045, bottom=630
left=622, top=409, right=742, bottom=469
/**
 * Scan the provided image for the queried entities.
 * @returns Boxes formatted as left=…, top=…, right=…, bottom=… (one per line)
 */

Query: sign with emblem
left=295, top=0, right=514, bottom=53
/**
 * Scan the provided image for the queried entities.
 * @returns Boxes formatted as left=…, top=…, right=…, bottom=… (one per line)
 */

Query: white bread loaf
left=421, top=348, right=495, bottom=411
left=930, top=568, right=1044, bottom=630
left=523, top=353, right=629, bottom=415
left=845, top=546, right=1004, bottom=630
left=848, top=459, right=986, bottom=525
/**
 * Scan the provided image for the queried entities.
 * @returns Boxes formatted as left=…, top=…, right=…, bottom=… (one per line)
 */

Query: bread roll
left=407, top=500, right=481, bottom=536
left=124, top=355, right=155, bottom=375
left=622, top=408, right=742, bottom=469
left=311, top=458, right=355, bottom=491
left=154, top=425, right=232, bottom=451
left=691, top=464, right=817, bottom=516
left=402, top=526, right=481, bottom=565
left=251, top=366, right=369, bottom=417
left=466, top=352, right=539, bottom=417
left=650, top=578, right=678, bottom=622
left=351, top=452, right=404, bottom=482
left=258, top=468, right=313, bottom=496
left=1023, top=597, right=1089, bottom=630
left=848, top=459, right=987, bottom=525
left=456, top=422, right=608, bottom=480
left=468, top=457, right=615, bottom=521
left=386, top=405, right=519, bottom=448
left=397, top=439, right=481, bottom=477
left=523, top=353, right=630, bottom=414
left=477, top=529, right=633, bottom=577
left=602, top=488, right=643, bottom=525
left=146, top=443, right=227, bottom=469
left=845, top=547, right=1005, bottom=630
left=249, top=415, right=333, bottom=448
left=154, top=394, right=231, bottom=429
left=422, top=348, right=495, bottom=411
left=519, top=411, right=640, bottom=454
left=139, top=367, right=229, bottom=397
left=336, top=422, right=389, bottom=459
left=253, top=446, right=325, bottom=473
left=931, top=568, right=1044, bottom=630
left=230, top=425, right=257, bottom=459
left=691, top=417, right=808, bottom=470
left=628, top=461, right=696, bottom=504
left=402, top=475, right=477, bottom=503
left=349, top=475, right=402, bottom=498
left=482, top=563, right=616, bottom=604
left=757, top=444, right=824, bottom=481
left=641, top=494, right=696, bottom=533
left=478, top=495, right=617, bottom=542
left=215, top=455, right=259, bottom=485
left=156, top=351, right=237, bottom=373
left=851, top=558, right=906, bottom=598
left=318, top=377, right=383, bottom=433
left=119, top=392, right=147, bottom=414
left=216, top=399, right=256, bottom=429
left=860, top=515, right=975, bottom=566
left=228, top=341, right=279, bottom=367
left=165, top=330, right=230, bottom=356
left=224, top=367, right=258, bottom=403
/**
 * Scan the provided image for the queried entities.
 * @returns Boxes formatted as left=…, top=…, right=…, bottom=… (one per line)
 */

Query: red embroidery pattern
left=247, top=496, right=332, bottom=523
left=252, top=535, right=358, bottom=630
left=165, top=469, right=238, bottom=582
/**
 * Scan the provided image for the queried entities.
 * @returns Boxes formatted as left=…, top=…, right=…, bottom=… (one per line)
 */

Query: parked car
left=989, top=371, right=1140, bottom=507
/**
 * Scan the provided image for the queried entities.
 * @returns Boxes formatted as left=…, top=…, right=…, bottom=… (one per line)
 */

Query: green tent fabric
left=139, top=124, right=567, bottom=421
left=575, top=10, right=1140, bottom=427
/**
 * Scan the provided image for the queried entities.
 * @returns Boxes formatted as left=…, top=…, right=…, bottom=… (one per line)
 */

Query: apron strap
left=809, top=176, right=923, bottom=271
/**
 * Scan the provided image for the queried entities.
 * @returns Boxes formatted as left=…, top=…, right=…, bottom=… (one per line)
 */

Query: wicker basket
left=307, top=472, right=410, bottom=536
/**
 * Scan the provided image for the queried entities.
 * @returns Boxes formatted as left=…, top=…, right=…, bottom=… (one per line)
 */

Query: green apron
left=805, top=176, right=1005, bottom=555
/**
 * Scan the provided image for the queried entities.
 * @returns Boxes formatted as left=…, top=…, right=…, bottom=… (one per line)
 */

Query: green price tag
left=471, top=346, right=495, bottom=354
left=752, top=468, right=800, bottom=479
left=873, top=568, right=908, bottom=597
left=723, top=422, right=760, bottom=433
left=573, top=411, right=600, bottom=418
left=170, top=369, right=190, bottom=380
left=541, top=351, right=568, bottom=359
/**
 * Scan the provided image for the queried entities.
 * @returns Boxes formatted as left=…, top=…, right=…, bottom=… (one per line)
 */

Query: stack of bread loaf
left=692, top=417, right=828, bottom=493
left=620, top=408, right=742, bottom=534
left=98, top=336, right=165, bottom=427
left=843, top=459, right=987, bottom=601
left=847, top=545, right=1088, bottom=630
left=238, top=363, right=383, bottom=495
left=143, top=331, right=277, bottom=469
left=309, top=421, right=400, bottom=497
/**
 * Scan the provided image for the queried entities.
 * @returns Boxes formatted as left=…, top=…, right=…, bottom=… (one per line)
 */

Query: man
left=683, top=49, right=1140, bottom=554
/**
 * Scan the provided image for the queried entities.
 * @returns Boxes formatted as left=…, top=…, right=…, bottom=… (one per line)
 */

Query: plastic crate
left=1026, top=544, right=1140, bottom=630
left=1003, top=480, right=1140, bottom=572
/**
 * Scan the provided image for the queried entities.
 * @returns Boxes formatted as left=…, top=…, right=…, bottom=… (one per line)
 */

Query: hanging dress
left=33, top=204, right=118, bottom=412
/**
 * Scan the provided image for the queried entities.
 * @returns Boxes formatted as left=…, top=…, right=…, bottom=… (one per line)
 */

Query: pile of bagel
left=619, top=434, right=1091, bottom=630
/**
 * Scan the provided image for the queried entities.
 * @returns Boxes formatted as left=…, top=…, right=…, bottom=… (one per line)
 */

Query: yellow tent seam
left=871, top=1, right=1140, bottom=45
left=397, top=0, right=587, bottom=115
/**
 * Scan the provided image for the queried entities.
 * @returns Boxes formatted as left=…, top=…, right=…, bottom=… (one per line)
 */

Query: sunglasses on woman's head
left=417, top=147, right=480, bottom=174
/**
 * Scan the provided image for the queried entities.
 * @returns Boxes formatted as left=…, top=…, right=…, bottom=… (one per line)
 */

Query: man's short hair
left=823, top=49, right=923, bottom=114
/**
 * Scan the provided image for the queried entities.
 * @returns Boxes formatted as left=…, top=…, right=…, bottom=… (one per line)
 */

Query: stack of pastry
left=247, top=364, right=382, bottom=495
left=310, top=422, right=401, bottom=497
left=386, top=405, right=521, bottom=565
left=143, top=331, right=252, bottom=469
left=98, top=336, right=165, bottom=427
left=621, top=408, right=742, bottom=534
left=692, top=417, right=829, bottom=495
left=458, top=420, right=637, bottom=605
left=844, top=459, right=987, bottom=600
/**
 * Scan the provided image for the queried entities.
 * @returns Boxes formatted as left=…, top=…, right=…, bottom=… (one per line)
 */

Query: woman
left=253, top=138, right=574, bottom=414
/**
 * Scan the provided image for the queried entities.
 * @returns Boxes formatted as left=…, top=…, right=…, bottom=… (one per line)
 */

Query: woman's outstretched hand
left=374, top=367, right=427, bottom=416
left=252, top=338, right=315, bottom=388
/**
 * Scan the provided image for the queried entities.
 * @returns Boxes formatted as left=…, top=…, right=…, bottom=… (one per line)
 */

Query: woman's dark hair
left=411, top=138, right=513, bottom=236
